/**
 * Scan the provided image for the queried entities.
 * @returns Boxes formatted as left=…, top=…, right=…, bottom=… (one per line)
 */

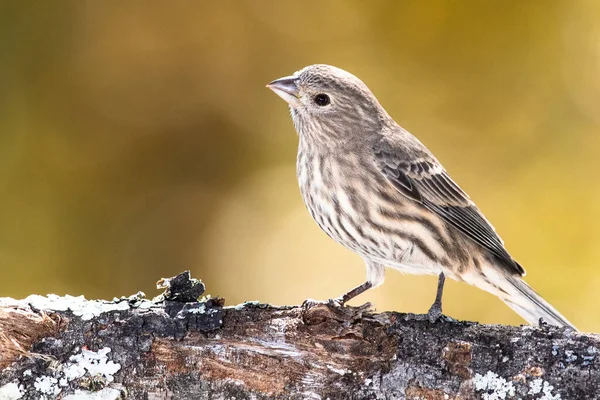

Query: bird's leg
left=303, top=261, right=383, bottom=310
left=331, top=260, right=384, bottom=306
left=303, top=282, right=373, bottom=309
left=332, top=281, right=373, bottom=305
left=302, top=281, right=375, bottom=324
left=427, top=272, right=445, bottom=322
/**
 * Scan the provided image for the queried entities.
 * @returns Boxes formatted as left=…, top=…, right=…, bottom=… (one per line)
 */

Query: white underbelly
left=371, top=256, right=444, bottom=276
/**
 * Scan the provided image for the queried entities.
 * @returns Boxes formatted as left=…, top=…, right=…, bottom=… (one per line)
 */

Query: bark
left=0, top=271, right=598, bottom=400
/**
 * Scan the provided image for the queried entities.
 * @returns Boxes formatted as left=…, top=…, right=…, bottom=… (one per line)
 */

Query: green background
left=1, top=1, right=598, bottom=331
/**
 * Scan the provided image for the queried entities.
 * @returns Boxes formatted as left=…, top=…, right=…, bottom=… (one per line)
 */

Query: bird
left=266, top=64, right=575, bottom=329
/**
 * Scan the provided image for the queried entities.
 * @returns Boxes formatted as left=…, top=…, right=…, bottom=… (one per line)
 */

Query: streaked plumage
left=267, top=64, right=574, bottom=329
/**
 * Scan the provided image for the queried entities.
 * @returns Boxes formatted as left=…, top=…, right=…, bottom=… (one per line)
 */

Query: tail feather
left=502, top=275, right=575, bottom=329
left=461, top=267, right=576, bottom=330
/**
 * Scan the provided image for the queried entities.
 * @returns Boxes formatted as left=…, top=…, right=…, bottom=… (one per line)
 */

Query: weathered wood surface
left=0, top=272, right=598, bottom=400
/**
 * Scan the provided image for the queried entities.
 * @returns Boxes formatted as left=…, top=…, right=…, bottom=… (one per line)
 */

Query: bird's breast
left=297, top=146, right=403, bottom=260
left=296, top=143, right=458, bottom=273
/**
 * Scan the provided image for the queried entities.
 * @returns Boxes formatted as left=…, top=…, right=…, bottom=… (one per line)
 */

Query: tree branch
left=0, top=272, right=598, bottom=399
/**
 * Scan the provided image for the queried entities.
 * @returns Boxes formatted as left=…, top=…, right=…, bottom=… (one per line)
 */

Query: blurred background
left=1, top=1, right=599, bottom=331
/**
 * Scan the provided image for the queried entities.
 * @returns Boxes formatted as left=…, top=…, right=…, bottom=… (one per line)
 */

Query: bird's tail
left=462, top=267, right=576, bottom=330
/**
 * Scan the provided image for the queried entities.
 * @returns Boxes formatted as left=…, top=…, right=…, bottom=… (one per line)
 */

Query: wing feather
left=374, top=139, right=524, bottom=276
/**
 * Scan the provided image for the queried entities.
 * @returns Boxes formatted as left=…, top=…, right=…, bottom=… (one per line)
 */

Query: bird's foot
left=301, top=298, right=373, bottom=325
left=426, top=301, right=443, bottom=323
left=403, top=305, right=456, bottom=323
left=301, top=297, right=344, bottom=309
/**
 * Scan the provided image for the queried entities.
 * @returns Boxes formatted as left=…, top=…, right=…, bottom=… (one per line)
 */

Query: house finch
left=267, top=64, right=574, bottom=328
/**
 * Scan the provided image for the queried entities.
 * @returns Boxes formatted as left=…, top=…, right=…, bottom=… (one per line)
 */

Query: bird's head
left=267, top=64, right=390, bottom=146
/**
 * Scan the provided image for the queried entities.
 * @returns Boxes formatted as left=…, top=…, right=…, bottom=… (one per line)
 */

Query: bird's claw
left=301, top=298, right=373, bottom=325
left=328, top=296, right=346, bottom=308
left=302, top=298, right=344, bottom=309
left=426, top=301, right=443, bottom=323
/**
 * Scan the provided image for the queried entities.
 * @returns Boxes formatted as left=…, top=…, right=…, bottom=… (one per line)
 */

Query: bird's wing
left=373, top=138, right=524, bottom=276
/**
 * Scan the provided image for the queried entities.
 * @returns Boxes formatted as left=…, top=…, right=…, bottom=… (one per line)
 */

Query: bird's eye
left=313, top=93, right=330, bottom=106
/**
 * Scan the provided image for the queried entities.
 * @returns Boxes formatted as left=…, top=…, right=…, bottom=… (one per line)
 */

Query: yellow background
left=1, top=1, right=599, bottom=332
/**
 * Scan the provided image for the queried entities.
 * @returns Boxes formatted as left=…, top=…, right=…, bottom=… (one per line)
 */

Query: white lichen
left=34, top=376, right=61, bottom=396
left=473, top=371, right=515, bottom=400
left=528, top=378, right=561, bottom=400
left=0, top=382, right=24, bottom=400
left=0, top=294, right=130, bottom=321
left=63, top=387, right=123, bottom=400
left=175, top=302, right=219, bottom=317
left=187, top=303, right=206, bottom=314
left=136, top=300, right=155, bottom=309
left=539, top=381, right=561, bottom=400
left=529, top=378, right=543, bottom=394
left=66, top=347, right=121, bottom=382
left=24, top=347, right=121, bottom=398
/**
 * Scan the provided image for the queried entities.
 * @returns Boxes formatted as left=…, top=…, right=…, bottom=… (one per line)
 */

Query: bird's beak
left=266, top=76, right=301, bottom=107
